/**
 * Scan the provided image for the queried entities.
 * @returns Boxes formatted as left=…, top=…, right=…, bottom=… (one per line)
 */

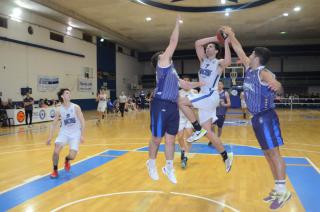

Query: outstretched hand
left=221, top=26, right=234, bottom=37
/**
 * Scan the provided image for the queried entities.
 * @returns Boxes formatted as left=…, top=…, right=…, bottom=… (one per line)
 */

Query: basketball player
left=209, top=81, right=231, bottom=146
left=46, top=88, right=85, bottom=178
left=96, top=88, right=107, bottom=124
left=119, top=91, right=127, bottom=117
left=240, top=91, right=247, bottom=119
left=222, top=26, right=291, bottom=210
left=177, top=76, right=198, bottom=168
left=178, top=33, right=234, bottom=172
left=147, top=15, right=204, bottom=184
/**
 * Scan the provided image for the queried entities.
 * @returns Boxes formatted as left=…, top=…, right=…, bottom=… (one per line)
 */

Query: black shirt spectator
left=23, top=93, right=34, bottom=126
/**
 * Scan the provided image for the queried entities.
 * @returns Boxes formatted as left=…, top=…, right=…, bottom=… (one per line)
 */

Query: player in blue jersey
left=222, top=26, right=291, bottom=210
left=178, top=33, right=233, bottom=173
left=146, top=15, right=204, bottom=184
left=208, top=81, right=231, bottom=146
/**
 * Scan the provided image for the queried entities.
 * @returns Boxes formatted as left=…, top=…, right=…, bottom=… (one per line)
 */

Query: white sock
left=166, top=160, right=173, bottom=170
left=274, top=180, right=287, bottom=193
left=149, top=159, right=156, bottom=167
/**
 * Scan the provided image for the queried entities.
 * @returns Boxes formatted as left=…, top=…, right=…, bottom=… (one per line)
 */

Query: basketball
left=216, top=29, right=228, bottom=44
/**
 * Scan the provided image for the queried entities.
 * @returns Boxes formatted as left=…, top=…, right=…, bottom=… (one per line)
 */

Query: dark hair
left=57, top=88, right=70, bottom=103
left=151, top=51, right=163, bottom=69
left=206, top=42, right=221, bottom=57
left=182, top=75, right=191, bottom=81
left=254, top=47, right=271, bottom=65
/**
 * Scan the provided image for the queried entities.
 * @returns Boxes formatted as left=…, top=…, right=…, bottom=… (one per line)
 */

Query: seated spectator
left=2, top=99, right=15, bottom=109
left=0, top=98, right=4, bottom=109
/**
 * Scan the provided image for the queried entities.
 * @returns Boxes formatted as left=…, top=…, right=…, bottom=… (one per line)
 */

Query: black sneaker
left=181, top=157, right=188, bottom=169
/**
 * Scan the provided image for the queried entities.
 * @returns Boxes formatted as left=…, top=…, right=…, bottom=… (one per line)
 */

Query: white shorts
left=178, top=117, right=193, bottom=132
left=55, top=131, right=81, bottom=151
left=188, top=91, right=219, bottom=125
left=97, top=102, right=106, bottom=112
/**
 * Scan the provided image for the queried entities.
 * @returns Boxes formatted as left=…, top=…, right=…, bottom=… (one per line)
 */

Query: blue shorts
left=214, top=115, right=225, bottom=128
left=150, top=98, right=179, bottom=138
left=252, top=109, right=284, bottom=150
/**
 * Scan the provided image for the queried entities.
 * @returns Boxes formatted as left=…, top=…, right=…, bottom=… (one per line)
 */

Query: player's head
left=205, top=42, right=220, bottom=58
left=181, top=76, right=191, bottom=91
left=182, top=75, right=191, bottom=82
left=218, top=81, right=224, bottom=90
left=151, top=51, right=164, bottom=69
left=249, top=47, right=271, bottom=67
left=57, top=88, right=71, bottom=103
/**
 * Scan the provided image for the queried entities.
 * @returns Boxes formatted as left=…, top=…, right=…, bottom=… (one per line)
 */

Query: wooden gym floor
left=0, top=109, right=319, bottom=211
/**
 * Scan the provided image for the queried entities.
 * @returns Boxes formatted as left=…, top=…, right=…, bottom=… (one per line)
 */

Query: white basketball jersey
left=199, top=58, right=221, bottom=93
left=59, top=103, right=81, bottom=134
left=98, top=94, right=107, bottom=103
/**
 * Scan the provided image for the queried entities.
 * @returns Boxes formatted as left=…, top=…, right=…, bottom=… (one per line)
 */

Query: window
left=50, top=32, right=64, bottom=43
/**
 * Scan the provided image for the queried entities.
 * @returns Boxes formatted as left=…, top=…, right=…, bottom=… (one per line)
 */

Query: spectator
left=23, top=92, right=34, bottom=127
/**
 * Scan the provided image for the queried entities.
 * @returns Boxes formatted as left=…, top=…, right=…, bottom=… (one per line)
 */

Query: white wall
left=116, top=51, right=143, bottom=97
left=0, top=13, right=97, bottom=102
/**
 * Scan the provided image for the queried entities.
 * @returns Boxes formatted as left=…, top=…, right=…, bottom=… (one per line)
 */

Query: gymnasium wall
left=116, top=49, right=144, bottom=97
left=142, top=55, right=320, bottom=75
left=0, top=12, right=97, bottom=108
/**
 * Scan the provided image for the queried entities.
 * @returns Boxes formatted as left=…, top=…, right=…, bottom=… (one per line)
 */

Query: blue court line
left=287, top=165, right=319, bottom=212
left=0, top=150, right=127, bottom=212
left=284, top=157, right=310, bottom=165
left=137, top=143, right=264, bottom=156
left=138, top=143, right=320, bottom=211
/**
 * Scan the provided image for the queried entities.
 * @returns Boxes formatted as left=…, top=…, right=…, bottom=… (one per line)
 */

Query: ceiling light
left=145, top=17, right=152, bottom=22
left=283, top=13, right=289, bottom=16
left=221, top=0, right=226, bottom=4
left=293, top=6, right=301, bottom=12
left=179, top=20, right=183, bottom=24
left=280, top=31, right=287, bottom=34
left=100, top=38, right=104, bottom=42
left=67, top=26, right=72, bottom=31
left=12, top=8, right=22, bottom=17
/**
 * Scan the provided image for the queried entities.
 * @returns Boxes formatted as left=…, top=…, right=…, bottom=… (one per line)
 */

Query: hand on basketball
left=225, top=37, right=231, bottom=45
left=221, top=26, right=234, bottom=37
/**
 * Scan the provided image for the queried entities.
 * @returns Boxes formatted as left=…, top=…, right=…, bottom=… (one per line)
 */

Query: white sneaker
left=187, top=129, right=207, bottom=143
left=225, top=152, right=234, bottom=173
left=162, top=166, right=177, bottom=184
left=146, top=160, right=159, bottom=181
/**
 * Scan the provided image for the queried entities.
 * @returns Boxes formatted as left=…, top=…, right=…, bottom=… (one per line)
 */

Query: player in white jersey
left=178, top=33, right=234, bottom=172
left=46, top=88, right=85, bottom=178
left=177, top=76, right=197, bottom=168
left=96, top=88, right=107, bottom=125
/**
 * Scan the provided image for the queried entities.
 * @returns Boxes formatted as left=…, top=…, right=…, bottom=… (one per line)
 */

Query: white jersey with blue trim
left=59, top=103, right=81, bottom=134
left=199, top=58, right=220, bottom=93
